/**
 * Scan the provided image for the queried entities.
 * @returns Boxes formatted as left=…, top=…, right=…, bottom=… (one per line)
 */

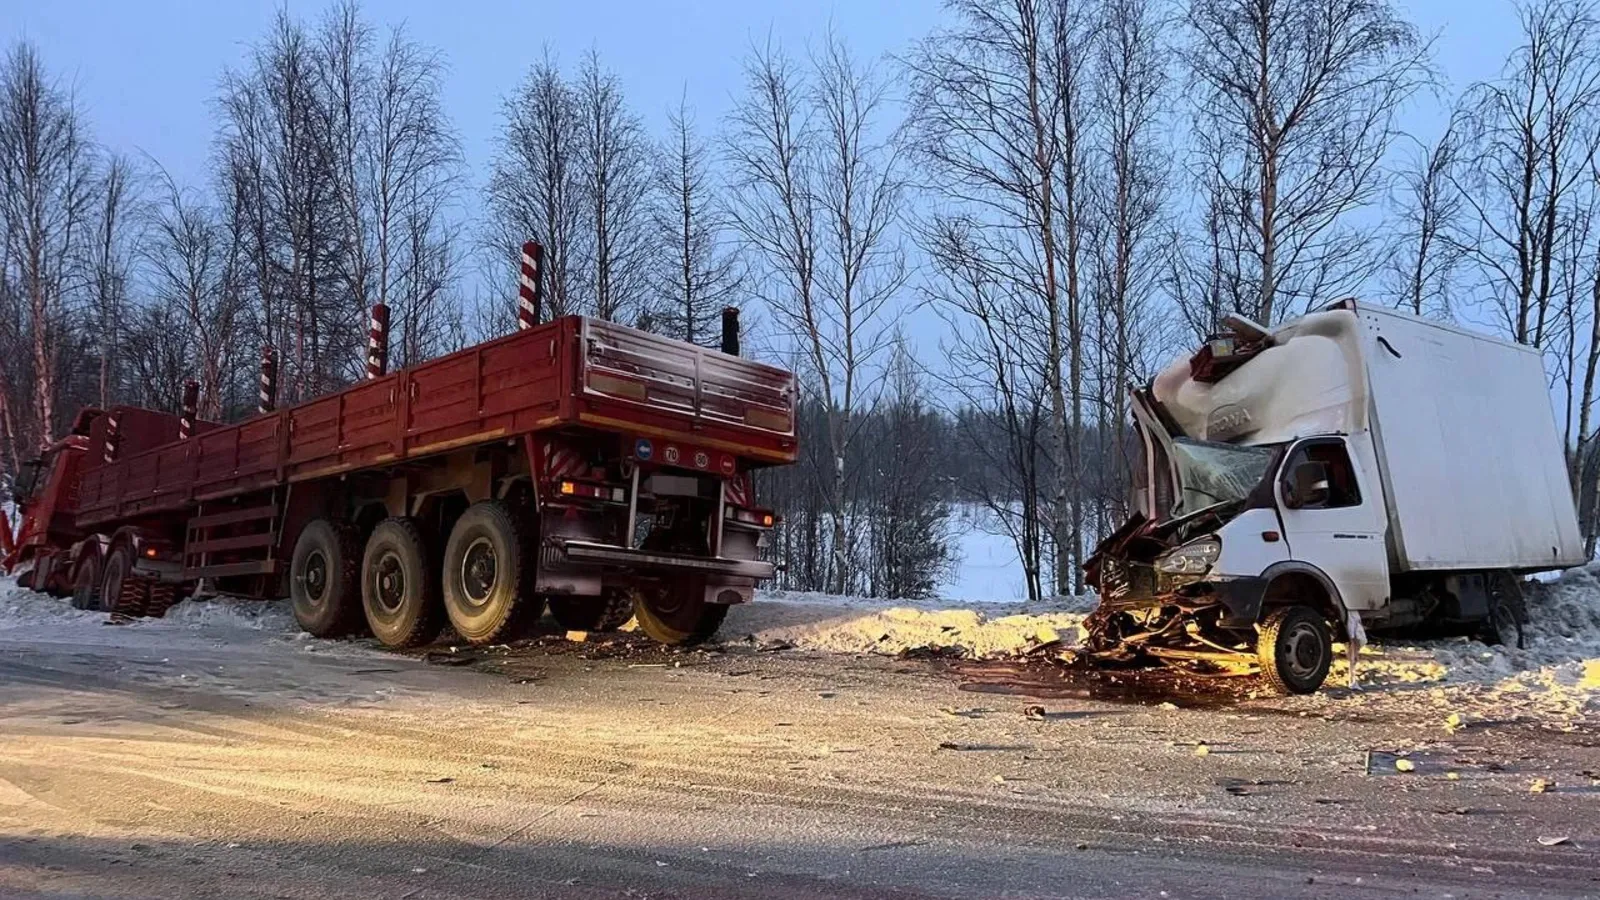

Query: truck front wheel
left=441, top=501, right=539, bottom=645
left=1256, top=605, right=1333, bottom=695
left=632, top=579, right=727, bottom=646
left=290, top=519, right=364, bottom=638
left=361, top=518, right=442, bottom=648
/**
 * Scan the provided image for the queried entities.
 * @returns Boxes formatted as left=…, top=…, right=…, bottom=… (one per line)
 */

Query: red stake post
left=519, top=241, right=544, bottom=330
left=367, top=303, right=390, bottom=379
left=258, top=346, right=278, bottom=414
left=179, top=380, right=199, bottom=440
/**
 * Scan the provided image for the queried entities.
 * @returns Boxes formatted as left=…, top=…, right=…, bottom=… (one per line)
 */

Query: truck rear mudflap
left=559, top=540, right=774, bottom=581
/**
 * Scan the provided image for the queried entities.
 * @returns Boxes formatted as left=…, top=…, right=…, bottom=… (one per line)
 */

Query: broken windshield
left=1169, top=438, right=1279, bottom=516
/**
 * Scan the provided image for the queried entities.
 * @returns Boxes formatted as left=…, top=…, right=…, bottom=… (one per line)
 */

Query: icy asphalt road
left=2, top=616, right=1598, bottom=899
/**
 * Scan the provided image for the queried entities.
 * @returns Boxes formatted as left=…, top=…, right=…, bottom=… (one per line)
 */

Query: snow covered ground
left=1, top=562, right=1597, bottom=720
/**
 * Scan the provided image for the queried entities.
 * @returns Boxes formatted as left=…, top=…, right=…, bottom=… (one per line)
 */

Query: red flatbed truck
left=5, top=312, right=797, bottom=647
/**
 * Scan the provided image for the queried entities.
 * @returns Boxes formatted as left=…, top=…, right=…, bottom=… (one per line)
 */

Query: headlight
left=1155, top=538, right=1220, bottom=575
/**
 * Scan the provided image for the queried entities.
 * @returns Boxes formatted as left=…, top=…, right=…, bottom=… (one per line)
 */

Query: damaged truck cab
left=1086, top=299, right=1585, bottom=694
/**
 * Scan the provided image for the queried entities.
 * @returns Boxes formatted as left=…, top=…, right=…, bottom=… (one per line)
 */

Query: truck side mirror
left=1284, top=460, right=1330, bottom=509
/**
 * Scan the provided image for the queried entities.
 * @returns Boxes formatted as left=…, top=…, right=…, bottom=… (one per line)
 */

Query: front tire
left=290, top=519, right=364, bottom=637
left=1256, top=605, right=1332, bottom=695
left=1481, top=574, right=1527, bottom=649
left=441, top=501, right=539, bottom=645
left=632, top=578, right=728, bottom=646
left=361, top=518, right=442, bottom=648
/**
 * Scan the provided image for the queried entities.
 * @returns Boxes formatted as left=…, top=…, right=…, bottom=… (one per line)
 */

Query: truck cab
left=1087, top=300, right=1583, bottom=694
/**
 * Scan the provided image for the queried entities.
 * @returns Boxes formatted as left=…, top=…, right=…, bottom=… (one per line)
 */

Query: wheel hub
left=460, top=537, right=497, bottom=607
left=1283, top=622, right=1324, bottom=678
left=374, top=552, right=406, bottom=613
left=304, top=550, right=328, bottom=605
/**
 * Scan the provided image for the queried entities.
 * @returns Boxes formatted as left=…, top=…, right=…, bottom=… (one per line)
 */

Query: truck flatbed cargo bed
left=73, top=316, right=796, bottom=527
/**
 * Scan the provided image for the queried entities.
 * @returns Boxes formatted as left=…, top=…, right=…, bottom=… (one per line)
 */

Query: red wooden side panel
left=76, top=463, right=113, bottom=520
left=194, top=426, right=240, bottom=495
left=480, top=329, right=563, bottom=426
left=152, top=443, right=192, bottom=506
left=232, top=416, right=281, bottom=493
left=286, top=396, right=341, bottom=476
left=340, top=377, right=397, bottom=468
left=406, top=352, right=482, bottom=452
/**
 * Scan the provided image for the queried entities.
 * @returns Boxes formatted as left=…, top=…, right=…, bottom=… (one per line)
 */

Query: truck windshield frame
left=1168, top=437, right=1280, bottom=517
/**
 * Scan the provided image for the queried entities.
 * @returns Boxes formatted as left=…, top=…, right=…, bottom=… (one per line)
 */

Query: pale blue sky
left=7, top=0, right=1519, bottom=197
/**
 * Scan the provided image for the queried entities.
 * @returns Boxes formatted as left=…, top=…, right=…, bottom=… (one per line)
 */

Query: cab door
left=1275, top=437, right=1390, bottom=612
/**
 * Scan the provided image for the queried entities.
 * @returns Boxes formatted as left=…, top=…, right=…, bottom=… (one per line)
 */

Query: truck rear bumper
left=559, top=540, right=775, bottom=580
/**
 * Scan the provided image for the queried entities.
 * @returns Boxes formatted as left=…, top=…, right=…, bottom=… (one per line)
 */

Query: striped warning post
left=519, top=241, right=544, bottom=330
left=258, top=345, right=277, bottom=414
left=102, top=413, right=121, bottom=465
left=179, top=379, right=199, bottom=440
left=367, top=302, right=390, bottom=379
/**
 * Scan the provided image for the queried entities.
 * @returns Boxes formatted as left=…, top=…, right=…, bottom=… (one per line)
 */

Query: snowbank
left=0, top=578, right=296, bottom=638
left=1326, top=564, right=1600, bottom=718
left=725, top=590, right=1089, bottom=659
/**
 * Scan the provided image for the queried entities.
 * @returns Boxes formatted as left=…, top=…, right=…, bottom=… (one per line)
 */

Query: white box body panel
left=1357, top=305, right=1584, bottom=572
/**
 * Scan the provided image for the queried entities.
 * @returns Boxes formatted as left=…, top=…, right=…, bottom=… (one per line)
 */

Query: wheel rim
left=459, top=537, right=497, bottom=609
left=373, top=551, right=406, bottom=614
left=1492, top=602, right=1519, bottom=644
left=1281, top=621, right=1325, bottom=680
left=303, top=550, right=329, bottom=607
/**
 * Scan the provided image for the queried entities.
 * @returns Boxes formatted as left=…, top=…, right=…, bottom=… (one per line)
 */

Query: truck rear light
left=587, top=372, right=648, bottom=402
left=725, top=506, right=775, bottom=528
left=743, top=407, right=791, bottom=433
left=557, top=480, right=626, bottom=503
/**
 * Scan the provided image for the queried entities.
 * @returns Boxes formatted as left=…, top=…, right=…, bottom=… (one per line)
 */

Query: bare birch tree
left=574, top=49, right=653, bottom=324
left=1386, top=128, right=1463, bottom=318
left=488, top=52, right=583, bottom=321
left=1183, top=0, right=1428, bottom=326
left=1452, top=0, right=1600, bottom=348
left=654, top=94, right=741, bottom=345
left=1088, top=0, right=1170, bottom=536
left=0, top=42, right=94, bottom=449
left=87, top=152, right=140, bottom=409
left=727, top=34, right=906, bottom=595
left=905, top=0, right=1089, bottom=596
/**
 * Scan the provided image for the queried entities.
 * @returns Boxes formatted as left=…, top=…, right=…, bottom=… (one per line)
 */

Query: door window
left=1282, top=442, right=1361, bottom=509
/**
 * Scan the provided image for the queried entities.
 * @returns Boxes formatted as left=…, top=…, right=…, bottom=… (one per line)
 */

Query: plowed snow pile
left=1324, top=564, right=1600, bottom=720
left=726, top=591, right=1091, bottom=658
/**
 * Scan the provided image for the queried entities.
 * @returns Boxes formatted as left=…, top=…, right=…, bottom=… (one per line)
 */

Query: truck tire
left=290, top=519, right=364, bottom=638
left=441, top=501, right=539, bottom=645
left=548, top=589, right=635, bottom=633
left=1256, top=605, right=1332, bottom=695
left=361, top=517, right=442, bottom=648
left=100, top=545, right=138, bottom=616
left=632, top=579, right=727, bottom=646
left=1481, top=574, right=1527, bottom=649
left=71, top=552, right=101, bottom=610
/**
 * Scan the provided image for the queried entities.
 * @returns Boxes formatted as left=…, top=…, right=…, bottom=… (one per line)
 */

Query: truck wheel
left=1481, top=576, right=1527, bottom=649
left=1256, top=605, right=1332, bottom=695
left=632, top=579, right=727, bottom=646
left=290, top=519, right=364, bottom=638
left=549, top=589, right=635, bottom=632
left=71, top=553, right=101, bottom=610
left=441, top=501, right=539, bottom=645
left=100, top=546, right=139, bottom=616
left=361, top=518, right=442, bottom=648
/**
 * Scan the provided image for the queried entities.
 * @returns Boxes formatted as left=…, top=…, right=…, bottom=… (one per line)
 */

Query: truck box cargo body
left=8, top=314, right=798, bottom=650
left=1086, top=299, right=1584, bottom=695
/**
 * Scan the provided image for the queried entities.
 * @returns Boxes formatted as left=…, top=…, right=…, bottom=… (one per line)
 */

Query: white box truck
left=1084, top=299, right=1585, bottom=694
